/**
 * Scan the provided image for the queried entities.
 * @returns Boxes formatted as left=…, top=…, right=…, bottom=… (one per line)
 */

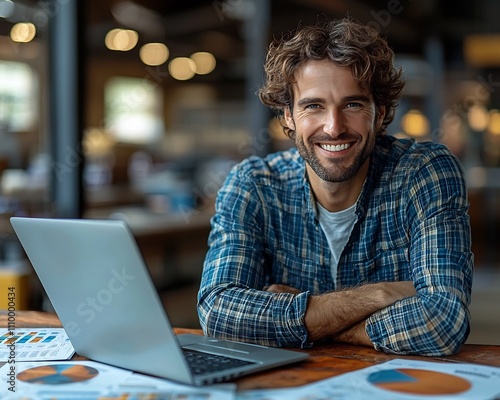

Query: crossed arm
left=265, top=281, right=416, bottom=345
left=199, top=225, right=470, bottom=355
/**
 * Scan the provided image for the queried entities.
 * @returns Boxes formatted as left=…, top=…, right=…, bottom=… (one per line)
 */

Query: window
left=104, top=76, right=163, bottom=144
left=0, top=60, right=37, bottom=132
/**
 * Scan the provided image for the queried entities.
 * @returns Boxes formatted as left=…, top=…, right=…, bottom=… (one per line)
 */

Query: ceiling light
left=488, top=110, right=500, bottom=136
left=105, top=28, right=138, bottom=51
left=401, top=109, right=430, bottom=138
left=464, top=34, right=500, bottom=68
left=140, top=43, right=169, bottom=66
left=10, top=22, right=36, bottom=43
left=168, top=57, right=196, bottom=81
left=468, top=105, right=489, bottom=132
left=190, top=52, right=216, bottom=75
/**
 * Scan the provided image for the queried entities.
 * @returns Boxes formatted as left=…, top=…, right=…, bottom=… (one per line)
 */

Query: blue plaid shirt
left=198, top=136, right=473, bottom=356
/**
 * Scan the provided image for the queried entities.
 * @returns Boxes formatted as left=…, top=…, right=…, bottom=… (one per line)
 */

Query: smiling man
left=197, top=18, right=473, bottom=356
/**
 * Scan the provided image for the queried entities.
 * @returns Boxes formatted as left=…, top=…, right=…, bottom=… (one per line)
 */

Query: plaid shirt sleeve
left=365, top=152, right=473, bottom=356
left=197, top=163, right=310, bottom=348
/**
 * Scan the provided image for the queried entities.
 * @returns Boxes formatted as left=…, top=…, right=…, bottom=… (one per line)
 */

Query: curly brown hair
left=258, top=17, right=405, bottom=138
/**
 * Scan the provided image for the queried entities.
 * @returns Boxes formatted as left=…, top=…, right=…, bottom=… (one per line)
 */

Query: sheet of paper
left=0, top=360, right=236, bottom=400
left=106, top=372, right=236, bottom=399
left=0, top=328, right=75, bottom=361
left=237, top=358, right=500, bottom=400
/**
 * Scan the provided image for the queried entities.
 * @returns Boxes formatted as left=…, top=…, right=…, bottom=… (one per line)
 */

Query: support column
left=48, top=0, right=84, bottom=218
left=244, top=0, right=271, bottom=157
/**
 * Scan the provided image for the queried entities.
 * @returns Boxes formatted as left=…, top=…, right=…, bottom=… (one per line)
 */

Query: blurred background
left=0, top=0, right=498, bottom=344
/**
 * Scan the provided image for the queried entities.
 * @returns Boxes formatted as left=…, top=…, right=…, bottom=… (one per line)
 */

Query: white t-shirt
left=317, top=202, right=358, bottom=285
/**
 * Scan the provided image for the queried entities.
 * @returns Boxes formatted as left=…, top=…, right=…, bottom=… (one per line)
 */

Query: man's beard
left=295, top=132, right=373, bottom=183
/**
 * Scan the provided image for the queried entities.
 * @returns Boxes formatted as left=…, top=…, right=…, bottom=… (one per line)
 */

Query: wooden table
left=2, top=310, right=499, bottom=391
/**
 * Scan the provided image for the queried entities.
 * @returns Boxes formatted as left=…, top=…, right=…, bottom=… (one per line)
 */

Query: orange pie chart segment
left=368, top=368, right=472, bottom=395
left=17, top=364, right=99, bottom=384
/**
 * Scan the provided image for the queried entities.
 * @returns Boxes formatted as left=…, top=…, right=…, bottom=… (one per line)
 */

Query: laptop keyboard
left=183, top=349, right=255, bottom=375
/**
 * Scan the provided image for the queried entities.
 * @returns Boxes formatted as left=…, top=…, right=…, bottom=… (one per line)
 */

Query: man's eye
left=346, top=102, right=361, bottom=108
left=305, top=104, right=321, bottom=109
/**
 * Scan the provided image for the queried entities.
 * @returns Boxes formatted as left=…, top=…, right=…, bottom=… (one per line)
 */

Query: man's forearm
left=304, top=281, right=416, bottom=342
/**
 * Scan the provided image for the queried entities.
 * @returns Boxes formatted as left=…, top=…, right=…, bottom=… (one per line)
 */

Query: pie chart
left=367, top=368, right=472, bottom=395
left=17, top=364, right=99, bottom=385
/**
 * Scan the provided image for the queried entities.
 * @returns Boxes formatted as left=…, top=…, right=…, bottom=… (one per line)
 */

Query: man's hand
left=380, top=281, right=416, bottom=304
left=333, top=319, right=371, bottom=346
left=263, top=284, right=301, bottom=294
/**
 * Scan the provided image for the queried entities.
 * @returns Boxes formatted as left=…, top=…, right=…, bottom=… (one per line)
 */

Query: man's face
left=284, top=59, right=385, bottom=183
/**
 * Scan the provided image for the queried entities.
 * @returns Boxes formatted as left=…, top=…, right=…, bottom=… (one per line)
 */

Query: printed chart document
left=0, top=360, right=236, bottom=400
left=237, top=358, right=500, bottom=400
left=0, top=328, right=75, bottom=362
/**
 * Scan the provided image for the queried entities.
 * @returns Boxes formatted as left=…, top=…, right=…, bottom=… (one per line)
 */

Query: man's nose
left=323, top=108, right=346, bottom=136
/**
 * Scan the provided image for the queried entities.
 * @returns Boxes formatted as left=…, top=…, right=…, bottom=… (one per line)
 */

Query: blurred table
left=84, top=205, right=213, bottom=291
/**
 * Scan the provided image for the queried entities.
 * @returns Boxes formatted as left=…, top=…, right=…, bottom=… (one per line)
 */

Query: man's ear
left=376, top=106, right=386, bottom=129
left=283, top=107, right=296, bottom=131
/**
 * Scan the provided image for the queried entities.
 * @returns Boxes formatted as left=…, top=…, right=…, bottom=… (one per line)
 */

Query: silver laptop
left=10, top=216, right=308, bottom=385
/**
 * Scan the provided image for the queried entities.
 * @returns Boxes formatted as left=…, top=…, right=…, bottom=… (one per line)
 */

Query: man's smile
left=318, top=142, right=352, bottom=152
